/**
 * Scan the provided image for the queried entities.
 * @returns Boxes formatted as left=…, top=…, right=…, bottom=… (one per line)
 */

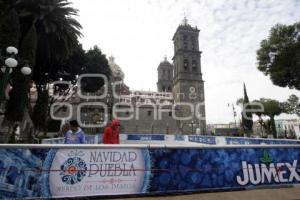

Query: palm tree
left=1, top=0, right=82, bottom=141
left=14, top=0, right=82, bottom=86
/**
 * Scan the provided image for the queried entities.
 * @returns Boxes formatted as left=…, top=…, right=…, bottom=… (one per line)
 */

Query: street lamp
left=21, top=64, right=32, bottom=75
left=189, top=120, right=195, bottom=135
left=0, top=46, right=32, bottom=102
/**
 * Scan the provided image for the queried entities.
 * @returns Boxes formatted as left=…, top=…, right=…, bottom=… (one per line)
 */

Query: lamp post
left=0, top=46, right=32, bottom=103
left=228, top=103, right=237, bottom=128
left=106, top=93, right=112, bottom=121
left=189, top=120, right=195, bottom=135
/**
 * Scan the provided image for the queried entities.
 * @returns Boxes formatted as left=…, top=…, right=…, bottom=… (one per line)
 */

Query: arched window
left=191, top=36, right=196, bottom=50
left=183, top=59, right=189, bottom=71
left=183, top=42, right=188, bottom=49
left=192, top=60, right=197, bottom=71
left=168, top=70, right=171, bottom=80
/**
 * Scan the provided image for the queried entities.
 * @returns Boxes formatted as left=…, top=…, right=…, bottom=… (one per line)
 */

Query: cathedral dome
left=108, top=56, right=124, bottom=80
left=159, top=56, right=172, bottom=66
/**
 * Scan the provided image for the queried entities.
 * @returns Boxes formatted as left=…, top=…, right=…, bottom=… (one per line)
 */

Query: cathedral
left=47, top=18, right=207, bottom=135
left=114, top=17, right=206, bottom=134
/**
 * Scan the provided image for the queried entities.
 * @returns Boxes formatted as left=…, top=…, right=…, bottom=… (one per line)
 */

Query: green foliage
left=241, top=84, right=253, bottom=135
left=282, top=94, right=300, bottom=116
left=19, top=24, right=37, bottom=65
left=80, top=46, right=111, bottom=93
left=257, top=22, right=300, bottom=90
left=0, top=8, right=20, bottom=50
left=0, top=0, right=83, bottom=86
left=56, top=44, right=86, bottom=82
left=5, top=72, right=29, bottom=122
left=253, top=98, right=284, bottom=138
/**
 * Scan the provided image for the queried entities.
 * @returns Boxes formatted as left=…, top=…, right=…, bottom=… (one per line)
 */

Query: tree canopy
left=252, top=98, right=284, bottom=138
left=257, top=22, right=300, bottom=90
left=283, top=94, right=300, bottom=116
left=80, top=46, right=111, bottom=93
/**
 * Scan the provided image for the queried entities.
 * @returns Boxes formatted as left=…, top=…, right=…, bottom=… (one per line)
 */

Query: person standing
left=64, top=120, right=85, bottom=144
left=103, top=119, right=120, bottom=144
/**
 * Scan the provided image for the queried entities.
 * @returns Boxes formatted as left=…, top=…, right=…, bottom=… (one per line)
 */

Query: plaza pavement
left=104, top=187, right=300, bottom=200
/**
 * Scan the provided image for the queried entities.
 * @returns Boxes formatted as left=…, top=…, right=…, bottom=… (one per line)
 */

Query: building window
left=183, top=35, right=187, bottom=40
left=192, top=60, right=197, bottom=71
left=169, top=111, right=172, bottom=116
left=191, top=36, right=196, bottom=50
left=168, top=70, right=171, bottom=80
left=147, top=110, right=152, bottom=116
left=183, top=42, right=188, bottom=49
left=183, top=59, right=189, bottom=71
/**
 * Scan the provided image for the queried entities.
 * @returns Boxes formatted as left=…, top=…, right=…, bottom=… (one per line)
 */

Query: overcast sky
left=71, top=0, right=300, bottom=124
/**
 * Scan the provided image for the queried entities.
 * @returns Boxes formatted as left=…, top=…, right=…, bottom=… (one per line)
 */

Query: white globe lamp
left=21, top=66, right=32, bottom=75
left=6, top=46, right=18, bottom=55
left=5, top=58, right=18, bottom=68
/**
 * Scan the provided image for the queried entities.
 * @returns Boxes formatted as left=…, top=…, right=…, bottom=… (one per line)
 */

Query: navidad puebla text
left=88, top=151, right=138, bottom=177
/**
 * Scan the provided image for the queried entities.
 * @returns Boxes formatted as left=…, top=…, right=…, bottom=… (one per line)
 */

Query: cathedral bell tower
left=157, top=56, right=174, bottom=92
left=172, top=17, right=206, bottom=134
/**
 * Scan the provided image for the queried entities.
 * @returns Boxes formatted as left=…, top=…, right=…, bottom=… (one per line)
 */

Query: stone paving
left=104, top=187, right=300, bottom=200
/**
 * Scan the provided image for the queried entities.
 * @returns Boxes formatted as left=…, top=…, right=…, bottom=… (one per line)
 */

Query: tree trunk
left=270, top=116, right=277, bottom=138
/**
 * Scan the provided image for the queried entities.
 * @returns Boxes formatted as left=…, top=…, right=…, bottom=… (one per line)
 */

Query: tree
left=257, top=22, right=300, bottom=90
left=241, top=83, right=253, bottom=137
left=3, top=23, right=37, bottom=143
left=5, top=72, right=29, bottom=142
left=252, top=98, right=284, bottom=138
left=0, top=0, right=83, bottom=141
left=283, top=94, right=300, bottom=116
left=0, top=7, right=20, bottom=50
left=80, top=46, right=111, bottom=93
left=11, top=0, right=82, bottom=86
left=32, top=89, right=49, bottom=137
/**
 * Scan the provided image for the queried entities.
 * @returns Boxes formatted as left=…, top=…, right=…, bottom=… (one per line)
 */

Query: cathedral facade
left=49, top=18, right=206, bottom=135
left=116, top=18, right=206, bottom=134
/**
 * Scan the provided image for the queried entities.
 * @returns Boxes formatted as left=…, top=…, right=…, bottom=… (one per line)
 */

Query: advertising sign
left=0, top=145, right=299, bottom=199
left=127, top=134, right=165, bottom=141
left=43, top=148, right=150, bottom=197
left=188, top=135, right=216, bottom=144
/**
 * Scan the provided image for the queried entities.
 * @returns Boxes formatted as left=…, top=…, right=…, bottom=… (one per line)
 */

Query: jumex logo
left=236, top=150, right=300, bottom=186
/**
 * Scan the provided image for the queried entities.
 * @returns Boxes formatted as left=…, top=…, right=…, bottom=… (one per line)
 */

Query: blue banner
left=127, top=134, right=165, bottom=141
left=225, top=137, right=300, bottom=145
left=188, top=135, right=216, bottom=144
left=0, top=145, right=300, bottom=198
